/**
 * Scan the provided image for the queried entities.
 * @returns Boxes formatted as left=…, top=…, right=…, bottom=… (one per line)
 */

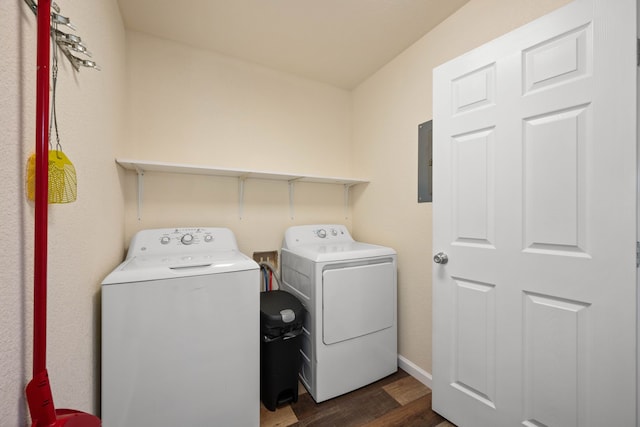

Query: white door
left=432, top=1, right=637, bottom=426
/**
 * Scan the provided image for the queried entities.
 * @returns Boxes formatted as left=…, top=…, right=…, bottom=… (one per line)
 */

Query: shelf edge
left=115, top=158, right=369, bottom=186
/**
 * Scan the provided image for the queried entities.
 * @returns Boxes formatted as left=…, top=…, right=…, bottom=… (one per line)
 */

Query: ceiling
left=117, top=0, right=470, bottom=89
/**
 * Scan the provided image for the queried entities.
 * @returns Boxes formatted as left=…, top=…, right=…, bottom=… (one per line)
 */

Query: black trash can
left=260, top=290, right=305, bottom=411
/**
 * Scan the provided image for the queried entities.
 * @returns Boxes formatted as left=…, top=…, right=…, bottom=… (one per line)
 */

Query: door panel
left=452, top=64, right=496, bottom=114
left=452, top=128, right=495, bottom=247
left=523, top=25, right=590, bottom=94
left=451, top=278, right=496, bottom=408
left=522, top=292, right=590, bottom=427
left=523, top=105, right=588, bottom=255
left=433, top=0, right=637, bottom=426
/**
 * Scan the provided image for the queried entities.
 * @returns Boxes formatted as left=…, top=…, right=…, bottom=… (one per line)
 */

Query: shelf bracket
left=344, top=184, right=353, bottom=220
left=238, top=175, right=248, bottom=219
left=134, top=166, right=144, bottom=221
left=288, top=180, right=298, bottom=220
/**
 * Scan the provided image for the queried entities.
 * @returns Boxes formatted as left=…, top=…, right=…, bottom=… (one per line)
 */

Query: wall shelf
left=115, top=159, right=369, bottom=220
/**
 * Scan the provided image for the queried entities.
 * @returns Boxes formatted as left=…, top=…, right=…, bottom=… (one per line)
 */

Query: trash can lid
left=260, top=290, right=305, bottom=329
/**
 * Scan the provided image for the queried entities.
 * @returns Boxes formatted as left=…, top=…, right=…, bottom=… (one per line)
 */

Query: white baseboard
left=397, top=355, right=433, bottom=389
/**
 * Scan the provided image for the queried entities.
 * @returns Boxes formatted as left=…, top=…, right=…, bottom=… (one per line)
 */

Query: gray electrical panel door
left=418, top=120, right=433, bottom=203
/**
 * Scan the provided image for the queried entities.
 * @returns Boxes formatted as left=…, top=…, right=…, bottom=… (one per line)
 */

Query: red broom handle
left=33, top=0, right=51, bottom=377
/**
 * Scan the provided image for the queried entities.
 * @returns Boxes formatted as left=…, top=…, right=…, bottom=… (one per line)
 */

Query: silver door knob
left=433, top=252, right=448, bottom=264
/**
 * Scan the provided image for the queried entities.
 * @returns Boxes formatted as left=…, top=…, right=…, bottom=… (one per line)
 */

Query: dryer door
left=323, top=261, right=395, bottom=345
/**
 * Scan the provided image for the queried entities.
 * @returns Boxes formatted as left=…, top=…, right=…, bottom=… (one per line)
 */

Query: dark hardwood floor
left=260, top=369, right=456, bottom=427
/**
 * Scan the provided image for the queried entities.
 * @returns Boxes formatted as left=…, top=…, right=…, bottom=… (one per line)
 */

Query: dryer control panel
left=283, top=224, right=353, bottom=248
left=126, top=227, right=239, bottom=258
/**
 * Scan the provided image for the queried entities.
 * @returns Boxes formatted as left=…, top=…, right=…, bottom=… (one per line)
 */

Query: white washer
left=280, top=224, right=397, bottom=402
left=101, top=227, right=259, bottom=427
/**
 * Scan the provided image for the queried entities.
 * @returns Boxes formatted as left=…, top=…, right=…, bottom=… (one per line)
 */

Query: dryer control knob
left=181, top=233, right=194, bottom=245
left=317, top=229, right=327, bottom=238
left=160, top=236, right=171, bottom=245
left=204, top=234, right=214, bottom=243
left=330, top=228, right=338, bottom=236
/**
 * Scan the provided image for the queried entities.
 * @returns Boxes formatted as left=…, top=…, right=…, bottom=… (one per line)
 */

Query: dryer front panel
left=322, top=261, right=395, bottom=345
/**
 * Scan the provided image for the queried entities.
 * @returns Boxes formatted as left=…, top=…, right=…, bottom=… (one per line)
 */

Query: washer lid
left=102, top=250, right=258, bottom=285
left=284, top=241, right=396, bottom=263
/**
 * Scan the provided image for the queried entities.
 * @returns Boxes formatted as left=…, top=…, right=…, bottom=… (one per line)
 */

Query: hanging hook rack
left=24, top=0, right=100, bottom=71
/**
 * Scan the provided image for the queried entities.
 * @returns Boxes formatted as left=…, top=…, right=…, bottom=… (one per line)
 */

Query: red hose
left=33, top=0, right=51, bottom=377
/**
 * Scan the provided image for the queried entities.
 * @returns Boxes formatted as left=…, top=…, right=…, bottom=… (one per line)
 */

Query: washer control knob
left=160, top=236, right=171, bottom=245
left=181, top=233, right=194, bottom=245
left=330, top=228, right=338, bottom=236
left=204, top=234, right=214, bottom=243
left=317, top=229, right=327, bottom=238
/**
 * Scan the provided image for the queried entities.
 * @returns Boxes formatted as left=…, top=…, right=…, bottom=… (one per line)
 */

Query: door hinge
left=636, top=241, right=639, bottom=267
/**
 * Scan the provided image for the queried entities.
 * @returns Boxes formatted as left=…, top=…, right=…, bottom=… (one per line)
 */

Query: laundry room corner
left=119, top=30, right=356, bottom=255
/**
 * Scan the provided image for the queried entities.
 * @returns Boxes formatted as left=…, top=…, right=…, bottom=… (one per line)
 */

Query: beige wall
left=0, top=0, right=126, bottom=423
left=351, top=0, right=572, bottom=375
left=122, top=31, right=354, bottom=254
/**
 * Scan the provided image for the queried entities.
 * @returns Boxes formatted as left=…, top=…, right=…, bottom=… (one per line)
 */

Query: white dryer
left=101, top=227, right=259, bottom=427
left=280, top=224, right=397, bottom=402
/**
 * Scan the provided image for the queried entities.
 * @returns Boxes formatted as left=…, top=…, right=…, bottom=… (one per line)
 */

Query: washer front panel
left=102, top=270, right=259, bottom=426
